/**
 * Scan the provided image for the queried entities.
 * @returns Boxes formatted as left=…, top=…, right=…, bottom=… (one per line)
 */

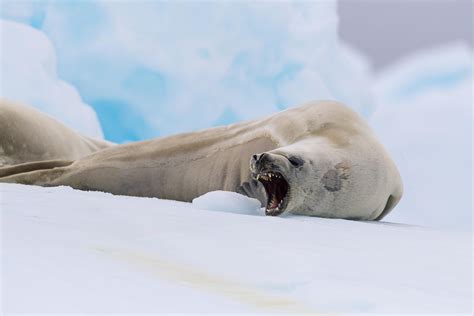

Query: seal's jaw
left=256, top=171, right=289, bottom=216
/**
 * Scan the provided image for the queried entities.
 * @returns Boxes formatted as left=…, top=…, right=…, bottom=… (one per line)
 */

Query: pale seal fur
left=0, top=99, right=111, bottom=167
left=0, top=100, right=403, bottom=220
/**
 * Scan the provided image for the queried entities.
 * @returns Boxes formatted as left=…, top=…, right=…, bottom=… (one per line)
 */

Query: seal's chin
left=256, top=171, right=289, bottom=216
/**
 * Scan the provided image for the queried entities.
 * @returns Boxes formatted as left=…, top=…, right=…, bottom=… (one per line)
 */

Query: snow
left=370, top=44, right=473, bottom=231
left=1, top=1, right=372, bottom=142
left=192, top=191, right=263, bottom=216
left=1, top=183, right=472, bottom=314
left=0, top=20, right=103, bottom=139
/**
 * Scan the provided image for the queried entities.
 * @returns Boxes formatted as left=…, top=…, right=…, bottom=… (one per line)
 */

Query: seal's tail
left=0, top=160, right=73, bottom=185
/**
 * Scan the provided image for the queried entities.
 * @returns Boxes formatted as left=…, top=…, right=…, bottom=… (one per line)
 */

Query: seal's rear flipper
left=237, top=180, right=267, bottom=207
left=375, top=194, right=402, bottom=221
left=0, top=160, right=73, bottom=181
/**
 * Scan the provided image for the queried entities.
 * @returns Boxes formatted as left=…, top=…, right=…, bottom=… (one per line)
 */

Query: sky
left=338, top=0, right=473, bottom=69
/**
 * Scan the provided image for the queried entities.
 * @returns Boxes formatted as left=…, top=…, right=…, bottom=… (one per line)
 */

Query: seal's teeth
left=256, top=174, right=260, bottom=180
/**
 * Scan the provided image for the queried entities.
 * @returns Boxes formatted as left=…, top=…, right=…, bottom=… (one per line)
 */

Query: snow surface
left=0, top=20, right=103, bottom=139
left=1, top=183, right=472, bottom=314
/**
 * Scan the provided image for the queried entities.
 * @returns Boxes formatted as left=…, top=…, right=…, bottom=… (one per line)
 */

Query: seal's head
left=250, top=140, right=340, bottom=216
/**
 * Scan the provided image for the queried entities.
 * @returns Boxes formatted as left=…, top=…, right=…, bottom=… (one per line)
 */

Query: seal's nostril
left=253, top=153, right=268, bottom=166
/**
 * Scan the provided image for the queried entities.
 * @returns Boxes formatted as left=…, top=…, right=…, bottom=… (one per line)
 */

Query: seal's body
left=0, top=99, right=403, bottom=220
left=0, top=99, right=111, bottom=166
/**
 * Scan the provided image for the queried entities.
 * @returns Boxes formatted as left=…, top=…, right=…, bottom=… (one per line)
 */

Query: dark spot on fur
left=288, top=156, right=304, bottom=168
left=321, top=169, right=342, bottom=192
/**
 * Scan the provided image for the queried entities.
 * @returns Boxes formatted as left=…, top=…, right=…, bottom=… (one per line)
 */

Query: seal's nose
left=253, top=153, right=267, bottom=165
left=250, top=153, right=266, bottom=173
left=251, top=153, right=272, bottom=172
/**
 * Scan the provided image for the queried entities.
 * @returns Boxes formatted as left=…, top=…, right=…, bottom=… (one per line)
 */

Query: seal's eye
left=288, top=156, right=304, bottom=167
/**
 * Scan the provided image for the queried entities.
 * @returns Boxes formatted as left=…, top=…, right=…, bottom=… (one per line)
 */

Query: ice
left=0, top=20, right=103, bottom=139
left=1, top=1, right=373, bottom=142
left=370, top=43, right=473, bottom=231
left=2, top=183, right=472, bottom=313
left=192, top=191, right=263, bottom=216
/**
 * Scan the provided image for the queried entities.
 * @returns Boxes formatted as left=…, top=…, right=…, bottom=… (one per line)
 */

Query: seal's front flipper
left=0, top=160, right=73, bottom=185
left=237, top=179, right=267, bottom=207
left=0, top=160, right=73, bottom=178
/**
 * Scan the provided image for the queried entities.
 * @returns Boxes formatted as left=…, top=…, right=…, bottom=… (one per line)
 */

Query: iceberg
left=1, top=1, right=373, bottom=142
left=370, top=43, right=473, bottom=231
left=0, top=20, right=103, bottom=139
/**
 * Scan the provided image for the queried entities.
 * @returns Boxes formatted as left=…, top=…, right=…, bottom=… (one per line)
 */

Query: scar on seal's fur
left=322, top=169, right=342, bottom=192
left=321, top=162, right=350, bottom=192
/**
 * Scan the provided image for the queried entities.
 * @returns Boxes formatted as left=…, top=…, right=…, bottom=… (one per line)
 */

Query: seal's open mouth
left=257, top=171, right=289, bottom=216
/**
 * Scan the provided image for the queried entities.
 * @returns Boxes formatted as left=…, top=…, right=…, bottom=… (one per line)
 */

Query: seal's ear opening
left=0, top=160, right=73, bottom=178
